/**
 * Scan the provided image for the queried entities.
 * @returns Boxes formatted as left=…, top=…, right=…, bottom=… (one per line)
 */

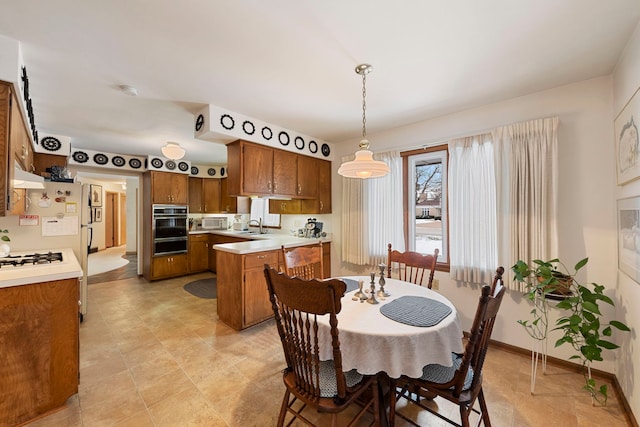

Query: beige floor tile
left=148, top=386, right=227, bottom=426
left=24, top=274, right=631, bottom=427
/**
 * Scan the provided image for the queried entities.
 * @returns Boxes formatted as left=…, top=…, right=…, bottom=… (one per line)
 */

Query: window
left=404, top=146, right=448, bottom=268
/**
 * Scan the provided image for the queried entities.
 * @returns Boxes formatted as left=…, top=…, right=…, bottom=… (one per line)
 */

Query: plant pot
left=537, top=272, right=573, bottom=296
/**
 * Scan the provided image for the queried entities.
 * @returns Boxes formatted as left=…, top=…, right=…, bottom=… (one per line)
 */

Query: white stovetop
left=0, top=248, right=83, bottom=289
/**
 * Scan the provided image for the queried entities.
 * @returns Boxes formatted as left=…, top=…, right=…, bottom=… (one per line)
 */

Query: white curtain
left=341, top=151, right=404, bottom=266
left=448, top=133, right=497, bottom=284
left=366, top=151, right=404, bottom=266
left=494, top=117, right=559, bottom=290
left=341, top=154, right=369, bottom=265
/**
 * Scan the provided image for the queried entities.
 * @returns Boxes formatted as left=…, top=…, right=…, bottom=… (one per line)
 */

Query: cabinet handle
left=320, top=201, right=324, bottom=211
left=298, top=184, right=301, bottom=195
left=257, top=255, right=266, bottom=259
left=268, top=181, right=272, bottom=191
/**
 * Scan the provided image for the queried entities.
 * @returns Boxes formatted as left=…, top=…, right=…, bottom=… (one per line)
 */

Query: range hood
left=13, top=167, right=45, bottom=189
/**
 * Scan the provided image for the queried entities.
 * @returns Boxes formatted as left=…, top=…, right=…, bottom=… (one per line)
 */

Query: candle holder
left=377, top=264, right=389, bottom=298
left=353, top=279, right=367, bottom=302
left=367, top=272, right=379, bottom=304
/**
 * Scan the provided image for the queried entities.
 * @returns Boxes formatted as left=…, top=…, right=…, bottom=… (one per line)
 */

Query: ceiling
left=0, top=1, right=639, bottom=167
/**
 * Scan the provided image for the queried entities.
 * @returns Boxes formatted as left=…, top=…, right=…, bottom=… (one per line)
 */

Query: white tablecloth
left=317, top=277, right=464, bottom=379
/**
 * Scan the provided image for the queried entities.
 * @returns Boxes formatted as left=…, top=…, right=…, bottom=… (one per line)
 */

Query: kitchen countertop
left=0, top=248, right=83, bottom=289
left=189, top=229, right=331, bottom=255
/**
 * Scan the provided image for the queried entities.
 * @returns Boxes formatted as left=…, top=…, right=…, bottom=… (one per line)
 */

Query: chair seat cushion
left=318, top=360, right=364, bottom=397
left=419, top=353, right=474, bottom=390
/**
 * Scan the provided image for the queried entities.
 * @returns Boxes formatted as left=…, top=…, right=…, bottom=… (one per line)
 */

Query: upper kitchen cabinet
left=220, top=177, right=249, bottom=213
left=189, top=177, right=220, bottom=213
left=1, top=82, right=35, bottom=216
left=227, top=139, right=324, bottom=199
left=149, top=171, right=188, bottom=204
left=188, top=177, right=203, bottom=213
left=300, top=158, right=331, bottom=214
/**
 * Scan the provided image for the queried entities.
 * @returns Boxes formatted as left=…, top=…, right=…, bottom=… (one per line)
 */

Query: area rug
left=183, top=278, right=217, bottom=299
left=88, top=246, right=130, bottom=276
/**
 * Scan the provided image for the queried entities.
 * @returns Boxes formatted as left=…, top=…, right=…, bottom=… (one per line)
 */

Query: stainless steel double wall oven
left=152, top=205, right=188, bottom=256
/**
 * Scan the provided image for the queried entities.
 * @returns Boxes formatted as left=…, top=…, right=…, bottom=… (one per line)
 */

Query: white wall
left=613, top=21, right=640, bottom=420
left=332, top=76, right=626, bottom=376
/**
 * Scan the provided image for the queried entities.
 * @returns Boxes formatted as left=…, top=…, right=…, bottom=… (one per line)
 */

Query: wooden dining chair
left=387, top=244, right=439, bottom=288
left=263, top=266, right=381, bottom=427
left=390, top=267, right=506, bottom=427
left=281, top=242, right=324, bottom=279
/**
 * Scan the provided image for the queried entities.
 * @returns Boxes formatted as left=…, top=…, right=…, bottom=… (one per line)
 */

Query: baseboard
left=486, top=338, right=638, bottom=426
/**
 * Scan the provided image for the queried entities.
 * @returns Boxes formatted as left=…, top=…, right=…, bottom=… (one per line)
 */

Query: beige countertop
left=0, top=248, right=83, bottom=288
left=189, top=229, right=331, bottom=255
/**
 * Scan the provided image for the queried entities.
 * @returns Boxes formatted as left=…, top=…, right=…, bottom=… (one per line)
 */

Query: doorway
left=105, top=191, right=125, bottom=248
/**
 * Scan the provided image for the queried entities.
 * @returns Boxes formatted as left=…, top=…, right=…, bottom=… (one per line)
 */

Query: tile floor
left=25, top=271, right=630, bottom=426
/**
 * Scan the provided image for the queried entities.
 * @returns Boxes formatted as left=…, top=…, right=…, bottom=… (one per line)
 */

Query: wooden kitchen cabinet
left=273, top=149, right=297, bottom=195
left=296, top=154, right=319, bottom=198
left=1, top=82, right=36, bottom=216
left=150, top=171, right=188, bottom=204
left=0, top=278, right=79, bottom=427
left=227, top=139, right=323, bottom=199
left=269, top=198, right=301, bottom=215
left=189, top=234, right=210, bottom=273
left=188, top=177, right=203, bottom=213
left=300, top=158, right=332, bottom=213
left=150, top=254, right=188, bottom=279
left=208, top=234, right=250, bottom=273
left=202, top=178, right=221, bottom=212
left=217, top=249, right=278, bottom=330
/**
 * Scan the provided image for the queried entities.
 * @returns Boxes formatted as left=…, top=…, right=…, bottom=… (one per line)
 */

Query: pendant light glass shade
left=337, top=140, right=390, bottom=179
left=161, top=142, right=186, bottom=160
left=338, top=64, right=389, bottom=179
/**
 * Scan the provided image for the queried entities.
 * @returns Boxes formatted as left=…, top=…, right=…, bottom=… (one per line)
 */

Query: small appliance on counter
left=232, top=214, right=248, bottom=231
left=301, top=218, right=324, bottom=238
left=201, top=217, right=228, bottom=230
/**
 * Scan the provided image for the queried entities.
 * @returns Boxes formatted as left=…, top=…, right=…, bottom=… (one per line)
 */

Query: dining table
left=318, top=276, right=464, bottom=379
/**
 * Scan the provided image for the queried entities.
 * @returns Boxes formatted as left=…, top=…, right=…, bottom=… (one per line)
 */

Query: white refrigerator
left=15, top=181, right=92, bottom=317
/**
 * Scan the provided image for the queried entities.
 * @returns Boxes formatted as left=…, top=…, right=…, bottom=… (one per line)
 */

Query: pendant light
left=161, top=142, right=186, bottom=160
left=338, top=64, right=390, bottom=179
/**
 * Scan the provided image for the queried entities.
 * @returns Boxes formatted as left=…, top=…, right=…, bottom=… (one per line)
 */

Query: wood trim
left=401, top=144, right=450, bottom=272
left=483, top=337, right=638, bottom=426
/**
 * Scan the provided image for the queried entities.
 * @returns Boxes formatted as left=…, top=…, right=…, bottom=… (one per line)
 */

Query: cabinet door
left=242, top=143, right=273, bottom=195
left=202, top=179, right=221, bottom=213
left=273, top=150, right=297, bottom=196
left=152, top=254, right=188, bottom=278
left=244, top=267, right=274, bottom=327
left=0, top=85, right=9, bottom=216
left=269, top=199, right=301, bottom=214
left=10, top=94, right=29, bottom=172
left=189, top=235, right=209, bottom=273
left=152, top=172, right=188, bottom=204
left=296, top=155, right=319, bottom=198
left=189, top=178, right=203, bottom=213
left=300, top=159, right=332, bottom=214
left=219, top=178, right=237, bottom=213
left=317, top=159, right=332, bottom=213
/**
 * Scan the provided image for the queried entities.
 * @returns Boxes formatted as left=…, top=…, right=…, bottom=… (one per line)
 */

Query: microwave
left=201, top=217, right=228, bottom=230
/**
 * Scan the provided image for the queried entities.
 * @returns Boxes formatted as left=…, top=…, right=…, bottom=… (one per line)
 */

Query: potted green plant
left=512, top=257, right=630, bottom=405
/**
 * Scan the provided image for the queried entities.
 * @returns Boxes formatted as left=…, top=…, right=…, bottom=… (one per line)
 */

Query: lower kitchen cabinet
left=0, top=278, right=79, bottom=427
left=208, top=234, right=250, bottom=273
left=217, top=249, right=278, bottom=330
left=189, top=234, right=210, bottom=273
left=150, top=254, right=188, bottom=280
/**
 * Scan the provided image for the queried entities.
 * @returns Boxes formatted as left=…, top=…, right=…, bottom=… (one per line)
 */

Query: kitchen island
left=209, top=231, right=331, bottom=330
left=0, top=248, right=82, bottom=426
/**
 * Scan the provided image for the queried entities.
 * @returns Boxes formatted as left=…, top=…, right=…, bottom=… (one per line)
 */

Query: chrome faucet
left=247, top=218, right=263, bottom=234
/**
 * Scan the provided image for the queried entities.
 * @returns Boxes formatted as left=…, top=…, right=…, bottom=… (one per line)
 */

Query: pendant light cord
left=362, top=71, right=367, bottom=139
